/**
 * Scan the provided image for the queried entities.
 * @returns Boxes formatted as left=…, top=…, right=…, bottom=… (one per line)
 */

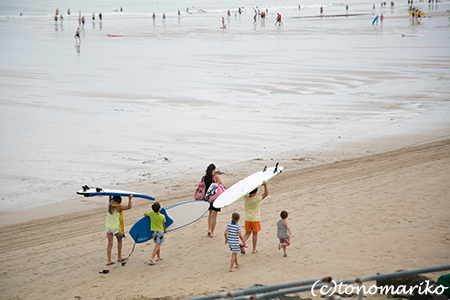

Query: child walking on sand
left=105, top=194, right=132, bottom=266
left=224, top=212, right=245, bottom=272
left=144, top=202, right=166, bottom=265
left=277, top=210, right=292, bottom=257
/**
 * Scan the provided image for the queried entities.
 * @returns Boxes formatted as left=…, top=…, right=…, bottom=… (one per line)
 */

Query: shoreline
left=1, top=125, right=449, bottom=227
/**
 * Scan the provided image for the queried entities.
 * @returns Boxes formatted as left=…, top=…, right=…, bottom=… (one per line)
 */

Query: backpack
left=195, top=176, right=206, bottom=200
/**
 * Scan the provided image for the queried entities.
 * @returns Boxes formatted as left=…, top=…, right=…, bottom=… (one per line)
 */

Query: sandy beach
left=1, top=0, right=450, bottom=298
left=1, top=128, right=449, bottom=299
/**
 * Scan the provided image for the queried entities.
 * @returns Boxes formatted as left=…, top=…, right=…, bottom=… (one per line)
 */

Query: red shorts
left=280, top=237, right=290, bottom=246
left=245, top=221, right=261, bottom=232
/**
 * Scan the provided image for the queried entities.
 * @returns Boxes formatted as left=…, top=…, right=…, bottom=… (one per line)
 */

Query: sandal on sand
left=156, top=258, right=164, bottom=261
left=148, top=262, right=156, bottom=265
left=240, top=244, right=249, bottom=248
left=106, top=262, right=115, bottom=266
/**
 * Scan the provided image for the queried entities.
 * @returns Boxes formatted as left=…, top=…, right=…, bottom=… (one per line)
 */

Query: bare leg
left=150, top=242, right=161, bottom=263
left=230, top=253, right=237, bottom=272
left=116, top=234, right=123, bottom=261
left=252, top=231, right=258, bottom=253
left=106, top=233, right=114, bottom=265
left=209, top=210, right=218, bottom=237
left=207, top=210, right=212, bottom=236
left=243, top=231, right=251, bottom=243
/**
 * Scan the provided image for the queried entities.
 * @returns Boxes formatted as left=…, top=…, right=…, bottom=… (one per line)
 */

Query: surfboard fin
left=96, top=187, right=103, bottom=192
left=82, top=185, right=90, bottom=191
left=274, top=162, right=279, bottom=173
left=262, top=166, right=267, bottom=172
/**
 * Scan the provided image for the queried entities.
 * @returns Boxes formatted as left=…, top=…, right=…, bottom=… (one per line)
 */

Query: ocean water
left=0, top=0, right=449, bottom=213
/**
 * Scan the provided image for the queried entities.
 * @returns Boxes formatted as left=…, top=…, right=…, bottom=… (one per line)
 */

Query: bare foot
left=229, top=268, right=236, bottom=272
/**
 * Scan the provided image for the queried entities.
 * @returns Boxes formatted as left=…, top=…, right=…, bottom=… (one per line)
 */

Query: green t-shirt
left=146, top=211, right=166, bottom=232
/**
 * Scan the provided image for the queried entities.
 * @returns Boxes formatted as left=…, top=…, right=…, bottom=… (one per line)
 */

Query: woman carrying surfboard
left=105, top=194, right=132, bottom=266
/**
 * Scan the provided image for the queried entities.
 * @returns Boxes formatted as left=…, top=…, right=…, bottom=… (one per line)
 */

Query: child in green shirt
left=144, top=202, right=166, bottom=265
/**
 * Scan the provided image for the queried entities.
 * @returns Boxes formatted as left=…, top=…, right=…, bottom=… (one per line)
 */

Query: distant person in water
left=99, top=12, right=102, bottom=21
left=67, top=8, right=71, bottom=15
left=74, top=28, right=81, bottom=45
left=222, top=17, right=227, bottom=28
left=275, top=13, right=283, bottom=25
left=320, top=6, right=324, bottom=16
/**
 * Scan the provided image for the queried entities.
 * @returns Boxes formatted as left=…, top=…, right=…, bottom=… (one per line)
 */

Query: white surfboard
left=165, top=200, right=210, bottom=232
left=213, top=163, right=283, bottom=209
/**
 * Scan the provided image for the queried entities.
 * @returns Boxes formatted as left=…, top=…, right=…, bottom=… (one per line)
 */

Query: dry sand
left=1, top=130, right=449, bottom=300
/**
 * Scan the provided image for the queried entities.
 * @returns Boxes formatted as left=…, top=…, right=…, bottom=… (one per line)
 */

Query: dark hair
left=152, top=202, right=161, bottom=212
left=249, top=188, right=258, bottom=195
left=231, top=212, right=240, bottom=223
left=280, top=210, right=288, bottom=219
left=206, top=164, right=216, bottom=176
left=108, top=196, right=122, bottom=214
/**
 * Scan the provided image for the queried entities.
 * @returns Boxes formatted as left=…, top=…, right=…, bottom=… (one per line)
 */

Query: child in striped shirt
left=224, top=212, right=245, bottom=272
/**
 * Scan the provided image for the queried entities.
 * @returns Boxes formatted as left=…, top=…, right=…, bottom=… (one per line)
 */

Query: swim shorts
left=245, top=221, right=261, bottom=232
left=153, top=231, right=164, bottom=243
left=105, top=227, right=120, bottom=235
left=280, top=237, right=290, bottom=246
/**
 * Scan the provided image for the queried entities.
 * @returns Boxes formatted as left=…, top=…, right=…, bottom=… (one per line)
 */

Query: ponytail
left=231, top=212, right=240, bottom=224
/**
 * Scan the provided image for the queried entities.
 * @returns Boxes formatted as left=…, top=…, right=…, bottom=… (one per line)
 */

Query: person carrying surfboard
left=105, top=194, right=132, bottom=266
left=242, top=181, right=269, bottom=254
left=144, top=202, right=166, bottom=265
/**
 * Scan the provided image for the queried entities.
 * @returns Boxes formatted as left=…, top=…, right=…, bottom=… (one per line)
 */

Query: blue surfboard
left=129, top=201, right=210, bottom=243
left=129, top=208, right=173, bottom=243
left=76, top=186, right=155, bottom=200
left=372, top=15, right=379, bottom=25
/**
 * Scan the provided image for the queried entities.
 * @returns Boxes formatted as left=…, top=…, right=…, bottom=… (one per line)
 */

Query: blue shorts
left=153, top=231, right=164, bottom=243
